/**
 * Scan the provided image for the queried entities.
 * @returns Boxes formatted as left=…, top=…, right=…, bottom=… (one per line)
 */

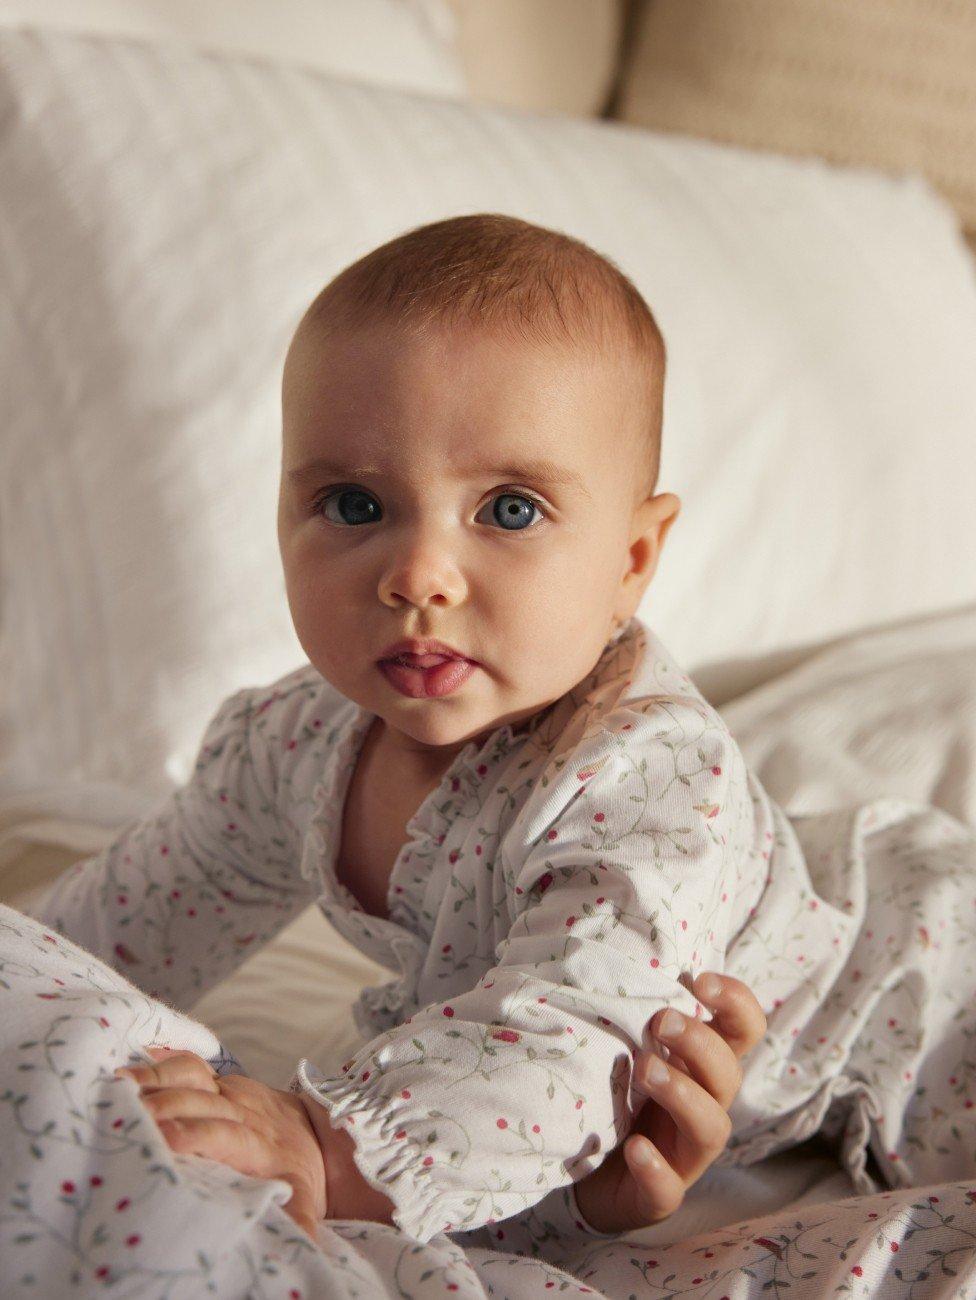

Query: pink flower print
left=125, top=1235, right=141, bottom=1248
left=650, top=957, right=660, bottom=968
left=451, top=777, right=460, bottom=792
left=422, top=1156, right=434, bottom=1166
left=113, top=943, right=140, bottom=965
left=115, top=1198, right=130, bottom=1212
left=496, top=1118, right=508, bottom=1129
left=90, top=1176, right=103, bottom=1187
left=477, top=764, right=487, bottom=776
left=537, top=872, right=554, bottom=894
left=443, top=1006, right=455, bottom=1017
left=448, top=851, right=459, bottom=864
left=711, top=766, right=722, bottom=775
left=565, top=916, right=576, bottom=927
left=61, top=1181, right=75, bottom=1195
left=442, top=943, right=452, bottom=953
left=546, top=829, right=557, bottom=840
left=401, top=1089, right=411, bottom=1099
left=475, top=844, right=482, bottom=855
left=492, top=1029, right=520, bottom=1043
left=532, top=1124, right=541, bottom=1133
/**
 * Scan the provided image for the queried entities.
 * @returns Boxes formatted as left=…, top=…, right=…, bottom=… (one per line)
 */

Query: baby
left=16, top=212, right=976, bottom=1285
left=27, top=212, right=771, bottom=1248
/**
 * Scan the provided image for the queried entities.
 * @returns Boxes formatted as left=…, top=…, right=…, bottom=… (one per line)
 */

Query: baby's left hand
left=115, top=1048, right=327, bottom=1239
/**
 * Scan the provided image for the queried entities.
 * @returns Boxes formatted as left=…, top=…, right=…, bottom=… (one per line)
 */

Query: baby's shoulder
left=505, top=620, right=749, bottom=839
left=579, top=617, right=744, bottom=778
left=202, top=662, right=343, bottom=747
left=195, top=663, right=352, bottom=819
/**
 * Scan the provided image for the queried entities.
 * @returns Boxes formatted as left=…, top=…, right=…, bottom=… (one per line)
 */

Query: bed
left=1, top=3, right=975, bottom=1295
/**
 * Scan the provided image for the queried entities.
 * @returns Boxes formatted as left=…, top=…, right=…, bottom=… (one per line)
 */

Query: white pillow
left=0, top=0, right=463, bottom=97
left=2, top=26, right=976, bottom=802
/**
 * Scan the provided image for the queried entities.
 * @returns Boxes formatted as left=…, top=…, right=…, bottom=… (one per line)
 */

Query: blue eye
left=315, top=488, right=546, bottom=531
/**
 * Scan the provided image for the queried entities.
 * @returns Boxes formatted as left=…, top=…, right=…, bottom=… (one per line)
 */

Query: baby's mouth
left=378, top=654, right=478, bottom=699
left=385, top=652, right=455, bottom=668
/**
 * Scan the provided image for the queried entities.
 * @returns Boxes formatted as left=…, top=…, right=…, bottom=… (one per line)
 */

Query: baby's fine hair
left=294, top=213, right=666, bottom=498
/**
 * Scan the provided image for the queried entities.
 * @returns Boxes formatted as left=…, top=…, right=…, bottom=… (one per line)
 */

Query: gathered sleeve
left=293, top=695, right=750, bottom=1243
left=21, top=685, right=318, bottom=1011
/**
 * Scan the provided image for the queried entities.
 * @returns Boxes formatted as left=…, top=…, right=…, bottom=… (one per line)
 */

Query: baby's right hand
left=573, top=972, right=766, bottom=1234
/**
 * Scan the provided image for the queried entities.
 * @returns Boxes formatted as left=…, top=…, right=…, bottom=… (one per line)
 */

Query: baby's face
left=278, top=318, right=678, bottom=764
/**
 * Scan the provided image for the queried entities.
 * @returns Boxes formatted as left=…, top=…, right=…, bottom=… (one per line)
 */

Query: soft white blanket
left=1, top=603, right=974, bottom=1297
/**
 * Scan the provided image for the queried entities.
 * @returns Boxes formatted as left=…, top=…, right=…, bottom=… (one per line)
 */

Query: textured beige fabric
left=614, top=0, right=976, bottom=241
left=446, top=0, right=625, bottom=117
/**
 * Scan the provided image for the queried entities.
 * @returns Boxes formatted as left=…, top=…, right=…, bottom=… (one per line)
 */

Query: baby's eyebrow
left=286, top=456, right=590, bottom=498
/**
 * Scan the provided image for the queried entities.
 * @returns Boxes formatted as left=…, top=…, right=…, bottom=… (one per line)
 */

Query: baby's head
left=277, top=213, right=680, bottom=763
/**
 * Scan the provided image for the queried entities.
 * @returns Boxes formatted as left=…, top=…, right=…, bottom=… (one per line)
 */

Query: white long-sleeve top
left=29, top=615, right=775, bottom=1243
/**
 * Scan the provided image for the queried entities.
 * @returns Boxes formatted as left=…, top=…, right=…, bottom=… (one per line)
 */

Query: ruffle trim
left=293, top=1056, right=461, bottom=1242
left=292, top=1057, right=616, bottom=1246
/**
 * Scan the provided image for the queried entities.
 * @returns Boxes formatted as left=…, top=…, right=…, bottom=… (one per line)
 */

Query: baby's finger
left=633, top=1054, right=732, bottom=1180
left=647, top=1008, right=742, bottom=1111
left=620, top=1136, right=687, bottom=1226
left=115, top=1050, right=220, bottom=1094
left=139, top=1085, right=241, bottom=1126
left=693, top=972, right=767, bottom=1058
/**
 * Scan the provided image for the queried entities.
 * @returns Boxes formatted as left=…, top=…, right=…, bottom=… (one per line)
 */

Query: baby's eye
left=476, top=492, right=546, bottom=532
left=315, top=488, right=546, bottom=532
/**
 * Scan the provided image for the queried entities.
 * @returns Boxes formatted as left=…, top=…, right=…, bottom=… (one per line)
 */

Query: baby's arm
left=292, top=698, right=746, bottom=1242
left=21, top=684, right=318, bottom=1010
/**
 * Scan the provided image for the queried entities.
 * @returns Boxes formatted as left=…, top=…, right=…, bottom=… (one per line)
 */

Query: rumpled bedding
left=1, top=603, right=974, bottom=1298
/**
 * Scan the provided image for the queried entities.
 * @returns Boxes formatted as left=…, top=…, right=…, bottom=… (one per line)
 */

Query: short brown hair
left=294, top=213, right=666, bottom=498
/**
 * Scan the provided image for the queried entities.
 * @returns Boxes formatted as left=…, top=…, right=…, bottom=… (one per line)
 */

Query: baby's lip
left=377, top=637, right=474, bottom=663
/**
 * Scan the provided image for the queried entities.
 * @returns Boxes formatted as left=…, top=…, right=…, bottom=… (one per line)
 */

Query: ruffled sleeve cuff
left=292, top=1058, right=465, bottom=1242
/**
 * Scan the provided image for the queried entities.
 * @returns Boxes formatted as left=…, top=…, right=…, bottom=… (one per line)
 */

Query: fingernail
left=644, top=1057, right=669, bottom=1087
left=629, top=1138, right=660, bottom=1168
left=658, top=1010, right=684, bottom=1040
left=697, top=974, right=721, bottom=1002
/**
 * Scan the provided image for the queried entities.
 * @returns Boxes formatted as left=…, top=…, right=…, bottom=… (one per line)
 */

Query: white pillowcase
left=0, top=0, right=463, bottom=96
left=2, top=26, right=976, bottom=802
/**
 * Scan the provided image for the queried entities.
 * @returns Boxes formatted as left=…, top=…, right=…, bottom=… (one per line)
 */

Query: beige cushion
left=614, top=0, right=976, bottom=243
left=447, top=0, right=625, bottom=117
